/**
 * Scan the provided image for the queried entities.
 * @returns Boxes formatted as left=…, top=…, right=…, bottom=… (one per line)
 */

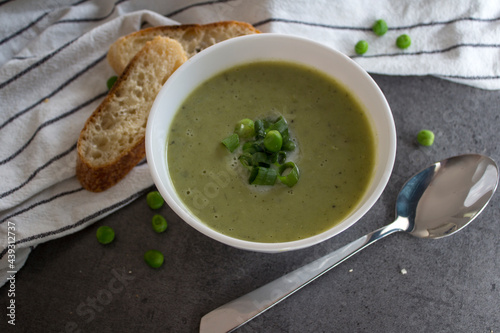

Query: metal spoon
left=200, top=154, right=499, bottom=333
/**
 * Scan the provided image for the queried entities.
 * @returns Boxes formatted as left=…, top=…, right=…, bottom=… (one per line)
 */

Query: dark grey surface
left=1, top=74, right=499, bottom=333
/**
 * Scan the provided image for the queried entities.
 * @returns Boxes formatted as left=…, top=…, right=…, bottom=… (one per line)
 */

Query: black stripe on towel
left=164, top=0, right=236, bottom=18
left=253, top=16, right=500, bottom=30
left=0, top=142, right=77, bottom=200
left=350, top=43, right=500, bottom=59
left=389, top=16, right=500, bottom=30
left=0, top=38, right=78, bottom=90
left=440, top=74, right=500, bottom=80
left=55, top=0, right=121, bottom=24
left=0, top=91, right=107, bottom=166
left=0, top=187, right=85, bottom=225
left=0, top=12, right=49, bottom=46
left=0, top=53, right=107, bottom=131
left=72, top=0, right=91, bottom=6
left=0, top=185, right=153, bottom=260
left=0, top=0, right=115, bottom=47
left=0, top=0, right=15, bottom=7
left=253, top=18, right=371, bottom=31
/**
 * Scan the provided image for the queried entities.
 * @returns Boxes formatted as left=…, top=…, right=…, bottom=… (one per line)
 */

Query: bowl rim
left=146, top=33, right=396, bottom=253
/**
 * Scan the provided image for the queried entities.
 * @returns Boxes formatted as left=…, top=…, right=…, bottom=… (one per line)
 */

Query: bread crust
left=107, top=20, right=260, bottom=75
left=76, top=138, right=145, bottom=192
left=76, top=36, right=187, bottom=192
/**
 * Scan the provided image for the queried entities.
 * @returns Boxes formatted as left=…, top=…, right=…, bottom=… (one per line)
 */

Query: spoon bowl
left=200, top=154, right=499, bottom=332
left=397, top=154, right=498, bottom=239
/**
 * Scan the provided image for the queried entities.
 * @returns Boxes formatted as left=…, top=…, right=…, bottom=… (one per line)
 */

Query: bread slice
left=76, top=36, right=187, bottom=192
left=107, top=21, right=260, bottom=75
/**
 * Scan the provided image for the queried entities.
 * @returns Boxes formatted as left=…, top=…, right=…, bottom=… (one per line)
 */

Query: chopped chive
left=242, top=141, right=264, bottom=154
left=254, top=119, right=266, bottom=138
left=221, top=133, right=239, bottom=152
left=282, top=140, right=296, bottom=151
left=277, top=151, right=287, bottom=165
left=269, top=116, right=288, bottom=133
left=242, top=141, right=255, bottom=153
left=278, top=162, right=300, bottom=187
left=271, top=151, right=287, bottom=165
left=238, top=154, right=253, bottom=171
left=249, top=167, right=277, bottom=185
left=252, top=152, right=271, bottom=167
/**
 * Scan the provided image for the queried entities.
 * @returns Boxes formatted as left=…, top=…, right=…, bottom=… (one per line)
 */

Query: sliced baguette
left=76, top=36, right=187, bottom=192
left=107, top=21, right=260, bottom=75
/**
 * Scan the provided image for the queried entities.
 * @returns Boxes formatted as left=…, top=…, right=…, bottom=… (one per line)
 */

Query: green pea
left=234, top=118, right=255, bottom=138
left=106, top=76, right=118, bottom=90
left=144, top=250, right=164, bottom=268
left=152, top=214, right=168, bottom=233
left=147, top=191, right=164, bottom=209
left=96, top=226, right=115, bottom=244
left=417, top=130, right=435, bottom=146
left=355, top=40, right=368, bottom=55
left=372, top=19, right=388, bottom=36
left=263, top=130, right=283, bottom=153
left=396, top=34, right=411, bottom=49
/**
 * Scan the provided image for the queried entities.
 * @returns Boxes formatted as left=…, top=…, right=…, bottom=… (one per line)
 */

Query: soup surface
left=167, top=61, right=375, bottom=243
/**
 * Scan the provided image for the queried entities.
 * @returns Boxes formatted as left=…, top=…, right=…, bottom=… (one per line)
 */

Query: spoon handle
left=199, top=217, right=409, bottom=333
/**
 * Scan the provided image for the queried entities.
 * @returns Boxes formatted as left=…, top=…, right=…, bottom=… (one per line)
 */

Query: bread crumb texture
left=76, top=36, right=187, bottom=191
left=80, top=36, right=185, bottom=166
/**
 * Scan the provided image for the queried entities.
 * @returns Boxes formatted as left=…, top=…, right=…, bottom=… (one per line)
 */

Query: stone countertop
left=1, top=74, right=499, bottom=333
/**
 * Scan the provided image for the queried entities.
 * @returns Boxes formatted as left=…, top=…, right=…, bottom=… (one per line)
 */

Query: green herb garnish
left=221, top=133, right=239, bottom=152
left=222, top=116, right=300, bottom=187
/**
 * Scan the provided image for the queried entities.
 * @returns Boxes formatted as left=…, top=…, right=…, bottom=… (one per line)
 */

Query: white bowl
left=146, top=33, right=396, bottom=253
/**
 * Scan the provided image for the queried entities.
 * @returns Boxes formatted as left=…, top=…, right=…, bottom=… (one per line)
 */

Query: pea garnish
left=264, top=130, right=283, bottom=153
left=144, top=250, right=164, bottom=268
left=221, top=116, right=300, bottom=187
left=355, top=40, right=369, bottom=55
left=396, top=34, right=412, bottom=49
left=106, top=76, right=118, bottom=90
left=147, top=191, right=164, bottom=209
left=152, top=214, right=168, bottom=233
left=372, top=19, right=388, bottom=36
left=234, top=118, right=255, bottom=138
left=417, top=130, right=435, bottom=146
left=96, top=226, right=115, bottom=244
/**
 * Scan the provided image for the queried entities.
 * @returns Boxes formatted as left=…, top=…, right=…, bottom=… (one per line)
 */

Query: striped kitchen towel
left=1, top=0, right=500, bottom=287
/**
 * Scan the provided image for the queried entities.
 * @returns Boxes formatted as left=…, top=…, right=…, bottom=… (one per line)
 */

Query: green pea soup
left=167, top=61, right=376, bottom=243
